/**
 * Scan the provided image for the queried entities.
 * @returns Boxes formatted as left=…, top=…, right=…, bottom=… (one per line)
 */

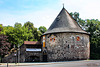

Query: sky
left=0, top=0, right=100, bottom=29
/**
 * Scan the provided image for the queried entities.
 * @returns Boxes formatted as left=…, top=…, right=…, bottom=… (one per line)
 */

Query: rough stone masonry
left=42, top=7, right=90, bottom=62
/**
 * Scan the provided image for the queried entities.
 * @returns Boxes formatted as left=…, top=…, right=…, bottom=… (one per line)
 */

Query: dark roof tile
left=44, top=8, right=87, bottom=35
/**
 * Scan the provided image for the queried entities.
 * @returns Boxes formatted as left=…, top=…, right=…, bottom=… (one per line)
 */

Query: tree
left=85, top=19, right=100, bottom=59
left=0, top=35, right=11, bottom=57
left=69, top=12, right=85, bottom=29
left=1, top=23, right=24, bottom=47
left=12, top=22, right=34, bottom=47
left=70, top=12, right=79, bottom=22
left=24, top=21, right=34, bottom=31
left=0, top=22, right=43, bottom=48
left=38, top=26, right=47, bottom=34
left=24, top=21, right=42, bottom=41
left=0, top=25, right=11, bottom=62
left=0, top=24, right=3, bottom=31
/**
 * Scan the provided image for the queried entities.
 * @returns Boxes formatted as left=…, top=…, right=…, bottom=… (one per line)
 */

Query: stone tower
left=42, top=7, right=90, bottom=62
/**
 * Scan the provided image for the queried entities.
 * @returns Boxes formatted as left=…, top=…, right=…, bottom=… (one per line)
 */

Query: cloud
left=1, top=0, right=100, bottom=29
left=0, top=8, right=59, bottom=29
left=0, top=0, right=61, bottom=28
left=59, top=0, right=100, bottom=20
left=80, top=0, right=100, bottom=19
left=19, top=8, right=59, bottom=29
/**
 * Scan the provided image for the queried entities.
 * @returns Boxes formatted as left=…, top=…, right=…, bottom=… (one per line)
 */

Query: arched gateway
left=41, top=7, right=90, bottom=62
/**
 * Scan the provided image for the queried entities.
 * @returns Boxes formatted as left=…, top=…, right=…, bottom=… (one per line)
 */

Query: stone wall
left=2, top=52, right=17, bottom=63
left=43, top=33, right=90, bottom=61
left=20, top=44, right=42, bottom=62
left=25, top=52, right=42, bottom=62
left=2, top=44, right=42, bottom=63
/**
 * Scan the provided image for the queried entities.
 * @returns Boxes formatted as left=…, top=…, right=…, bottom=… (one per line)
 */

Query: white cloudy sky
left=0, top=0, right=100, bottom=29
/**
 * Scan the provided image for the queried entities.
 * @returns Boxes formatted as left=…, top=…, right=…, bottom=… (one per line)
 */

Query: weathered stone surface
left=42, top=33, right=90, bottom=62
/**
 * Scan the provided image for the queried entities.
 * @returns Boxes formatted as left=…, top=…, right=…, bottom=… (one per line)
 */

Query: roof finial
left=63, top=3, right=64, bottom=8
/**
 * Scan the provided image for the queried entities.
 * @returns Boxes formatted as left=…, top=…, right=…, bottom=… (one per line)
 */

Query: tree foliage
left=24, top=21, right=42, bottom=41
left=0, top=34, right=11, bottom=58
left=0, top=21, right=46, bottom=48
left=38, top=26, right=47, bottom=34
left=85, top=19, right=100, bottom=59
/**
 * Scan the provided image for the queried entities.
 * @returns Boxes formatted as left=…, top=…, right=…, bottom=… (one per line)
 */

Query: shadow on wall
left=25, top=56, right=40, bottom=62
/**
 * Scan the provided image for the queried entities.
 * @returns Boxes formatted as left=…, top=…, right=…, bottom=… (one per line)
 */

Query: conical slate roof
left=44, top=7, right=87, bottom=35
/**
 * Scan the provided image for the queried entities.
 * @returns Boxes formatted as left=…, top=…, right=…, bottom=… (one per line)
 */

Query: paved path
left=0, top=60, right=100, bottom=67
